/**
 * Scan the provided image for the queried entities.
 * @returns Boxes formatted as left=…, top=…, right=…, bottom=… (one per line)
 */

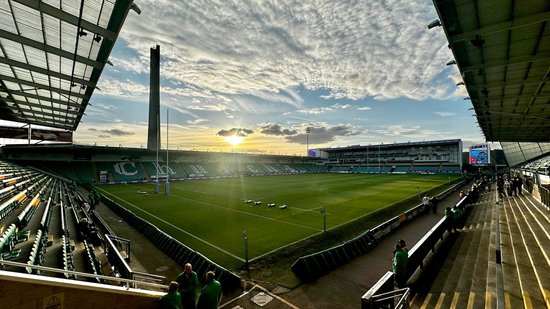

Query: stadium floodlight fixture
left=446, top=60, right=457, bottom=66
left=427, top=19, right=442, bottom=29
left=463, top=97, right=470, bottom=100
left=106, top=60, right=114, bottom=66
left=78, top=28, right=87, bottom=37
left=456, top=81, right=465, bottom=86
left=131, top=3, right=142, bottom=15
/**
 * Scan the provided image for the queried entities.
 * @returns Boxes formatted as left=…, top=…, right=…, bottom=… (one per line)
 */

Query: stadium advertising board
left=308, top=149, right=319, bottom=157
left=469, top=144, right=490, bottom=166
left=0, top=126, right=27, bottom=139
left=31, top=129, right=73, bottom=142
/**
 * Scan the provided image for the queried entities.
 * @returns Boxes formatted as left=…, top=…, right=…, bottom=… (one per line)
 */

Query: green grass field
left=97, top=173, right=459, bottom=268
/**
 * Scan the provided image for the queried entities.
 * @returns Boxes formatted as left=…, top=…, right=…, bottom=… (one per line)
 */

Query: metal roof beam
left=472, top=93, right=550, bottom=101
left=19, top=106, right=79, bottom=119
left=0, top=74, right=88, bottom=99
left=465, top=76, right=549, bottom=89
left=0, top=56, right=94, bottom=87
left=0, top=29, right=103, bottom=69
left=12, top=0, right=117, bottom=42
left=449, top=11, right=550, bottom=44
left=1, top=96, right=80, bottom=114
left=1, top=89, right=81, bottom=108
left=20, top=113, right=76, bottom=128
left=460, top=52, right=550, bottom=72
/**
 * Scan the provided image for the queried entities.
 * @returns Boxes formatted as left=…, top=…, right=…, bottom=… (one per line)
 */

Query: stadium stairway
left=410, top=187, right=550, bottom=309
left=500, top=192, right=550, bottom=308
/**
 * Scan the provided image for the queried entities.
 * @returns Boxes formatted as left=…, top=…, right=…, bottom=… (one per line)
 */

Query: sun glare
left=225, top=135, right=244, bottom=145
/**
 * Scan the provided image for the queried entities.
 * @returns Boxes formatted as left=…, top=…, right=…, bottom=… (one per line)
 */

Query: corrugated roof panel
left=60, top=0, right=81, bottom=17
left=31, top=72, right=50, bottom=85
left=1, top=38, right=26, bottom=63
left=82, top=0, right=103, bottom=25
left=89, top=41, right=100, bottom=60
left=43, top=14, right=61, bottom=49
left=26, top=97, right=40, bottom=104
left=98, top=0, right=115, bottom=28
left=47, top=54, right=61, bottom=72
left=60, top=21, right=77, bottom=52
left=12, top=94, right=26, bottom=101
left=43, top=0, right=61, bottom=10
left=76, top=35, right=93, bottom=58
left=2, top=81, right=19, bottom=89
left=60, top=57, right=74, bottom=76
left=12, top=3, right=44, bottom=43
left=0, top=63, right=15, bottom=77
left=0, top=4, right=17, bottom=33
left=12, top=68, right=32, bottom=82
left=23, top=46, right=48, bottom=71
left=73, top=62, right=88, bottom=78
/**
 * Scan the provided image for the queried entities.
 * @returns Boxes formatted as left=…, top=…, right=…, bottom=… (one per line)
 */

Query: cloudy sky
left=74, top=0, right=482, bottom=155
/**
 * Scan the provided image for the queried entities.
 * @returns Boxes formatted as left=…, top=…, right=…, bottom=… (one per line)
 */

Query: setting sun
left=224, top=135, right=244, bottom=145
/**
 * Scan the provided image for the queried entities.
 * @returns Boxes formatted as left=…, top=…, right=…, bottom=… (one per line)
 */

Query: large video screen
left=469, top=144, right=490, bottom=166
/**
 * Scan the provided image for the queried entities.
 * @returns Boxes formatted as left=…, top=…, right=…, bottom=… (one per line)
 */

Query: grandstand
left=316, top=139, right=463, bottom=175
left=0, top=0, right=549, bottom=308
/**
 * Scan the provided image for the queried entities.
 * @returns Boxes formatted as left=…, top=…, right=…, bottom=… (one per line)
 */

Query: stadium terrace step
left=464, top=192, right=494, bottom=308
left=411, top=190, right=494, bottom=309
left=435, top=196, right=488, bottom=308
left=501, top=194, right=550, bottom=308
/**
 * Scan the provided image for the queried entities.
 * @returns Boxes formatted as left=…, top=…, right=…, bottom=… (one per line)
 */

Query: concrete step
left=467, top=196, right=494, bottom=308
left=433, top=200, right=487, bottom=308
left=507, top=195, right=550, bottom=308
left=498, top=205, right=524, bottom=308
left=452, top=194, right=491, bottom=308
left=501, top=196, right=546, bottom=308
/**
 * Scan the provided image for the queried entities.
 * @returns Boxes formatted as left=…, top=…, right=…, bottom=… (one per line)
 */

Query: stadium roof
left=433, top=0, right=549, bottom=143
left=0, top=0, right=136, bottom=131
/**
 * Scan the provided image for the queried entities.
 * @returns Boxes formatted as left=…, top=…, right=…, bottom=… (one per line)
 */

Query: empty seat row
left=61, top=235, right=75, bottom=279
left=0, top=224, right=17, bottom=253
left=83, top=240, right=102, bottom=282
left=26, top=229, right=46, bottom=274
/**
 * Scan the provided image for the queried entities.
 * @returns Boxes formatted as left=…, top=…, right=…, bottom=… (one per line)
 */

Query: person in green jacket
left=176, top=263, right=199, bottom=309
left=452, top=206, right=463, bottom=230
left=392, top=240, right=409, bottom=288
left=159, top=281, right=181, bottom=309
left=197, top=271, right=222, bottom=309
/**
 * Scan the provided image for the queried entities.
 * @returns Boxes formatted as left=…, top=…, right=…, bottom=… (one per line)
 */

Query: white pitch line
left=132, top=184, right=307, bottom=228
left=97, top=188, right=245, bottom=262
left=165, top=190, right=320, bottom=232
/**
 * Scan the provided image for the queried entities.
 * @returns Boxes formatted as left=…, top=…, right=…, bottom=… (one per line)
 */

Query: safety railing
left=0, top=259, right=168, bottom=291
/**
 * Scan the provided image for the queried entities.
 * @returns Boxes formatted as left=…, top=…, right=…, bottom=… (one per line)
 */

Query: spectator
left=392, top=240, right=408, bottom=289
left=159, top=281, right=181, bottom=309
left=176, top=263, right=199, bottom=309
left=197, top=271, right=222, bottom=309
left=422, top=195, right=430, bottom=210
left=430, top=196, right=438, bottom=214
left=445, top=207, right=455, bottom=232
left=452, top=206, right=463, bottom=230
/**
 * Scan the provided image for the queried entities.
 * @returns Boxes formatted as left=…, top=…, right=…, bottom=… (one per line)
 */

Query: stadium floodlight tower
left=165, top=109, right=170, bottom=195
left=148, top=45, right=161, bottom=193
left=306, top=127, right=311, bottom=156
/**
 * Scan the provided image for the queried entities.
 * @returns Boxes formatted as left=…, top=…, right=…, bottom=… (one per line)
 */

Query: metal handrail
left=370, top=287, right=410, bottom=309
left=0, top=259, right=168, bottom=291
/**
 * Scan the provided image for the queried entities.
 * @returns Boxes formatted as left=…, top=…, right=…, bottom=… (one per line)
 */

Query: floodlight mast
left=154, top=113, right=159, bottom=194
left=306, top=127, right=311, bottom=156
left=165, top=109, right=170, bottom=195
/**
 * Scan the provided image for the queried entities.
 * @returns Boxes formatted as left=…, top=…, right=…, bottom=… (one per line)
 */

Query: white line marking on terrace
left=97, top=188, right=245, bottom=262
